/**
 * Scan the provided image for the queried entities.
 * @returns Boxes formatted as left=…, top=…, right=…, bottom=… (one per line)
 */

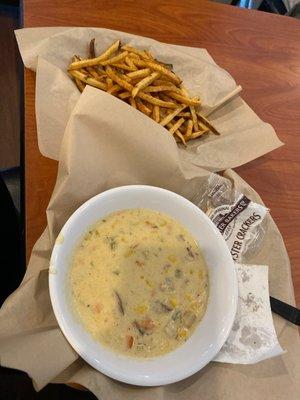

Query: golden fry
left=87, top=67, right=100, bottom=79
left=116, top=72, right=132, bottom=82
left=177, top=124, right=186, bottom=134
left=197, top=113, right=220, bottom=135
left=185, top=119, right=193, bottom=139
left=112, top=63, right=135, bottom=71
left=75, top=78, right=85, bottom=92
left=175, top=130, right=187, bottom=145
left=71, top=55, right=87, bottom=75
left=145, top=50, right=154, bottom=60
left=153, top=78, right=173, bottom=85
left=198, top=121, right=208, bottom=131
left=180, top=86, right=189, bottom=96
left=73, top=55, right=100, bottom=79
left=100, top=51, right=128, bottom=66
left=121, top=45, right=150, bottom=59
left=133, top=59, right=182, bottom=85
left=125, top=56, right=138, bottom=71
left=159, top=92, right=177, bottom=103
left=180, top=86, right=199, bottom=131
left=131, top=60, right=146, bottom=69
left=94, top=68, right=107, bottom=77
left=153, top=104, right=160, bottom=123
left=159, top=105, right=187, bottom=126
left=166, top=92, right=201, bottom=106
left=132, top=72, right=160, bottom=98
left=127, top=68, right=151, bottom=79
left=167, top=123, right=186, bottom=145
left=190, top=106, right=199, bottom=131
left=160, top=62, right=173, bottom=70
left=136, top=98, right=152, bottom=115
left=69, top=40, right=120, bottom=69
left=128, top=52, right=141, bottom=60
left=94, top=39, right=120, bottom=58
left=143, top=85, right=180, bottom=93
left=177, top=112, right=192, bottom=117
left=190, top=130, right=208, bottom=139
left=167, top=118, right=185, bottom=135
left=69, top=70, right=107, bottom=91
left=107, top=84, right=122, bottom=94
left=118, top=91, right=131, bottom=99
left=106, top=77, right=113, bottom=90
left=138, top=92, right=177, bottom=108
left=143, top=60, right=182, bottom=85
left=129, top=97, right=137, bottom=108
left=105, top=66, right=133, bottom=91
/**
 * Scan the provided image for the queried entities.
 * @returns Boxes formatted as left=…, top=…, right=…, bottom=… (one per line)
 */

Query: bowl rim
left=49, top=185, right=238, bottom=386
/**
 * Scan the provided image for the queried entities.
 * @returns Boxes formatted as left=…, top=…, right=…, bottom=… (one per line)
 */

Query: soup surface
left=69, top=208, right=209, bottom=357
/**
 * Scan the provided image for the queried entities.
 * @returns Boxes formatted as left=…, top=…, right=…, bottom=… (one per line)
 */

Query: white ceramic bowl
left=49, top=185, right=237, bottom=386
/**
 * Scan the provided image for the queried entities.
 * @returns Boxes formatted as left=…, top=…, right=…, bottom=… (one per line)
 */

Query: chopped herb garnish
left=172, top=310, right=182, bottom=321
left=110, top=239, right=117, bottom=250
left=105, top=235, right=117, bottom=250
left=175, top=269, right=182, bottom=278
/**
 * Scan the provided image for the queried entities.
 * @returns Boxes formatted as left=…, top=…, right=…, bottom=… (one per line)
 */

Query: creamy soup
left=69, top=208, right=209, bottom=357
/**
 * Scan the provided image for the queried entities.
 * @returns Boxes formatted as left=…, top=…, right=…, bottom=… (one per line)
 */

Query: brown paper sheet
left=15, top=27, right=282, bottom=166
left=0, top=86, right=299, bottom=399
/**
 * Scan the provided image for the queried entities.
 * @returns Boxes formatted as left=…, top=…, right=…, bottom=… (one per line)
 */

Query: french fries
left=69, top=70, right=107, bottom=91
left=68, top=39, right=220, bottom=144
left=127, top=68, right=150, bottom=79
left=153, top=104, right=160, bottom=123
left=185, top=119, right=194, bottom=140
left=167, top=118, right=185, bottom=135
left=105, top=66, right=133, bottom=91
left=136, top=98, right=152, bottom=115
left=69, top=40, right=120, bottom=69
left=132, top=72, right=160, bottom=98
left=100, top=51, right=128, bottom=66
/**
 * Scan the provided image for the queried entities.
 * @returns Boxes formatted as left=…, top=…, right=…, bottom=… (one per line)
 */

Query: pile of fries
left=68, top=39, right=219, bottom=144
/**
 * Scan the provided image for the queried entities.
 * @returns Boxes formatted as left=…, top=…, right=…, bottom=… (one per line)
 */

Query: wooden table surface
left=23, top=0, right=300, bottom=306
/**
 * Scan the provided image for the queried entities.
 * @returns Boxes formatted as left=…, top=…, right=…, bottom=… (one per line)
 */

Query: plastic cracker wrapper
left=192, top=173, right=269, bottom=263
